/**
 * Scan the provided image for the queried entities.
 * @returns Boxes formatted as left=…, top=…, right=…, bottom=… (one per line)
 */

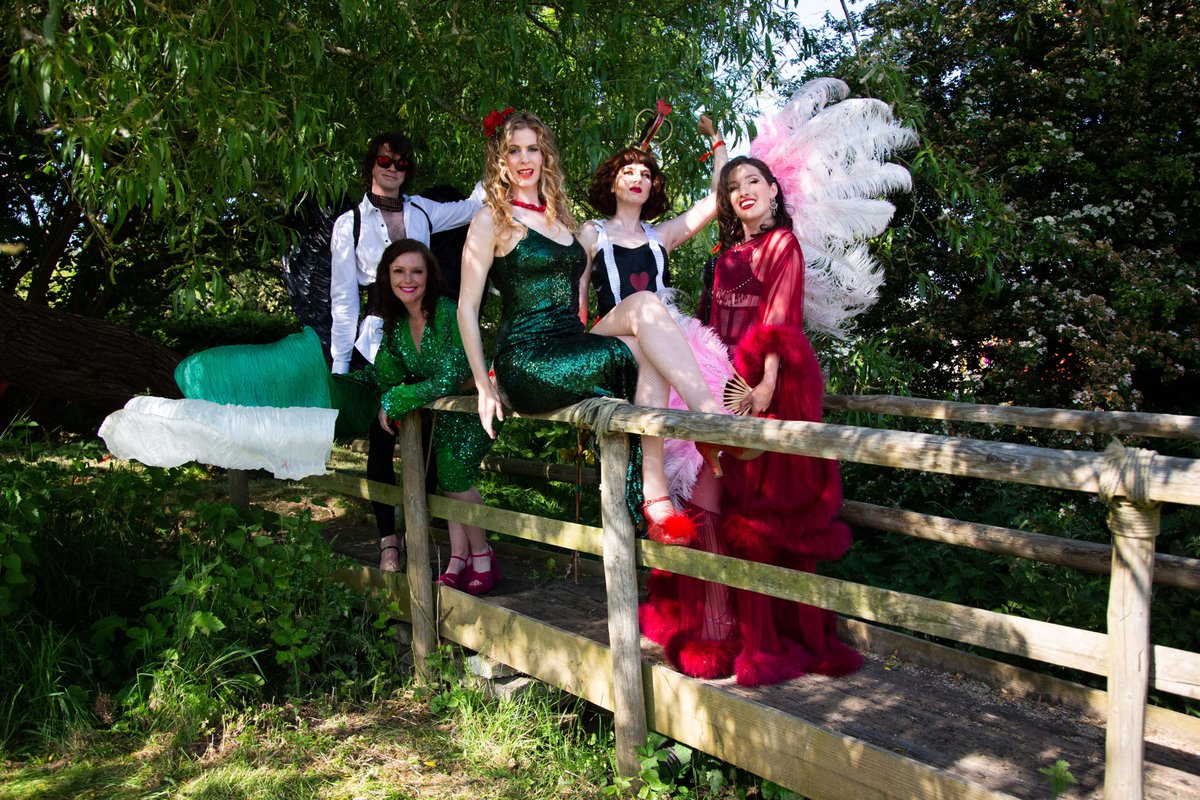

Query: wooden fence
left=300, top=394, right=1200, bottom=800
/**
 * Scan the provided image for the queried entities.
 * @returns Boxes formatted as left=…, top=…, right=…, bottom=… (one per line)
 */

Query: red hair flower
left=656, top=98, right=672, bottom=116
left=483, top=107, right=516, bottom=138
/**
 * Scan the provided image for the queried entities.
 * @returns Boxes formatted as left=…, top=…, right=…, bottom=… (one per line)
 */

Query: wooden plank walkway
left=330, top=527, right=1200, bottom=800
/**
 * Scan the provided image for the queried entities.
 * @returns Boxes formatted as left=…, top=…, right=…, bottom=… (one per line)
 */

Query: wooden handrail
left=428, top=396, right=1200, bottom=505
left=823, top=394, right=1200, bottom=440
left=304, top=475, right=1200, bottom=702
left=839, top=501, right=1200, bottom=591
left=469, top=455, right=1200, bottom=591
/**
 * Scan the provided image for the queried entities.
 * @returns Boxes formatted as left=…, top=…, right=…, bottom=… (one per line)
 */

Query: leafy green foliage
left=484, top=416, right=602, bottom=526
left=1039, top=759, right=1078, bottom=799
left=135, top=308, right=301, bottom=355
left=803, top=1, right=1200, bottom=416
left=3, top=0, right=809, bottom=323
left=111, top=501, right=399, bottom=723
left=420, top=644, right=477, bottom=716
left=0, top=436, right=398, bottom=755
left=604, top=732, right=800, bottom=799
left=0, top=463, right=42, bottom=617
left=0, top=614, right=93, bottom=755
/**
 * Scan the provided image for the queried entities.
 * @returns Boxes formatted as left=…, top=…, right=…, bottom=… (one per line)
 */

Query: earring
left=770, top=197, right=778, bottom=213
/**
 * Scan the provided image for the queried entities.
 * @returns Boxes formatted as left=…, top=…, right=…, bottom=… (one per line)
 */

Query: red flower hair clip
left=483, top=107, right=516, bottom=138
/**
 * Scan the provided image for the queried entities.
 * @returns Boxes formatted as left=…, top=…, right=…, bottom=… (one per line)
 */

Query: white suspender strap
left=593, top=219, right=667, bottom=306
left=641, top=221, right=667, bottom=292
left=593, top=220, right=625, bottom=306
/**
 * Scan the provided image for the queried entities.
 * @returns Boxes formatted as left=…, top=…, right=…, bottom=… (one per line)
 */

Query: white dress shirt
left=328, top=187, right=482, bottom=372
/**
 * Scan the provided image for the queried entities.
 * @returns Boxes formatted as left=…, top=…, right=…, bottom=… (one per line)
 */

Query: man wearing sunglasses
left=329, top=131, right=482, bottom=375
left=329, top=131, right=483, bottom=571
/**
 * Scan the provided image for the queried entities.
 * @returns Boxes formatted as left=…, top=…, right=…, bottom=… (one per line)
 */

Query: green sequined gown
left=361, top=295, right=496, bottom=493
left=491, top=228, right=639, bottom=409
left=489, top=227, right=643, bottom=517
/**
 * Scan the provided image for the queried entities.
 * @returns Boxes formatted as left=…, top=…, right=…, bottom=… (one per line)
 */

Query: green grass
left=0, top=688, right=616, bottom=799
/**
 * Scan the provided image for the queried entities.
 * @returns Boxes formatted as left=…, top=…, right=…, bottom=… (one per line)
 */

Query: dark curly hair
left=372, top=239, right=446, bottom=339
left=587, top=148, right=668, bottom=220
left=361, top=132, right=416, bottom=194
left=715, top=156, right=793, bottom=249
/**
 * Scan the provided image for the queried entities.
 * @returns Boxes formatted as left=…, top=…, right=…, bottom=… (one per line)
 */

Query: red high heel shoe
left=436, top=555, right=469, bottom=589
left=465, top=548, right=500, bottom=596
left=643, top=497, right=696, bottom=547
left=695, top=442, right=763, bottom=478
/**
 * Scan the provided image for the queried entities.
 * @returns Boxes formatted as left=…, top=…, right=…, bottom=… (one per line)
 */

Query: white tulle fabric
left=749, top=77, right=917, bottom=338
left=99, top=396, right=336, bottom=479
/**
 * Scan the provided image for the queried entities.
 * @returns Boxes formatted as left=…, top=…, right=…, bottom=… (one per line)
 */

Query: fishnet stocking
left=591, top=292, right=722, bottom=414
left=674, top=500, right=736, bottom=642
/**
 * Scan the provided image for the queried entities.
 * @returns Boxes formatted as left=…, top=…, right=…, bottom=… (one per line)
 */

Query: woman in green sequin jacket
left=364, top=239, right=499, bottom=594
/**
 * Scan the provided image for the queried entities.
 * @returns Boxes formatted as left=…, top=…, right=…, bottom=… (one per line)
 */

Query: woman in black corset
left=577, top=113, right=726, bottom=321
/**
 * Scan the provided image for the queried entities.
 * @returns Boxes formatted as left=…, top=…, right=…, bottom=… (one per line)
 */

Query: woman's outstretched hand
left=697, top=113, right=717, bottom=138
left=377, top=406, right=395, bottom=435
left=477, top=377, right=505, bottom=439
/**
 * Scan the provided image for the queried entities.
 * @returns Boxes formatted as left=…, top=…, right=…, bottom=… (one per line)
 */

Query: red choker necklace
left=510, top=198, right=547, bottom=213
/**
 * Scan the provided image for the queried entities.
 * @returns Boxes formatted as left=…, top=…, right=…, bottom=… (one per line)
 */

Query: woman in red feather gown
left=639, top=156, right=862, bottom=686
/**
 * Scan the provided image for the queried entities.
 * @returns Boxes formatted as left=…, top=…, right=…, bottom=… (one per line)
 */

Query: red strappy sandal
left=465, top=548, right=501, bottom=596
left=643, top=496, right=697, bottom=547
left=436, top=555, right=469, bottom=589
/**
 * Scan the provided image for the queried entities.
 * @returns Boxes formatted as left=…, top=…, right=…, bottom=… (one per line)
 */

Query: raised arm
left=421, top=181, right=487, bottom=233
left=457, top=207, right=504, bottom=438
left=655, top=114, right=728, bottom=253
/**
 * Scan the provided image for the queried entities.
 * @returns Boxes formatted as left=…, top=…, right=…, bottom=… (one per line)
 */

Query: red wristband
left=698, top=140, right=725, bottom=162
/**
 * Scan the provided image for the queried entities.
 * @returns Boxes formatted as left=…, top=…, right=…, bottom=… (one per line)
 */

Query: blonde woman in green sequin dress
left=457, top=109, right=730, bottom=545
left=366, top=239, right=499, bottom=594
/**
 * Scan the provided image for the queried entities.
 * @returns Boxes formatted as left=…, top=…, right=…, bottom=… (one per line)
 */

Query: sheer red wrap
left=640, top=228, right=861, bottom=685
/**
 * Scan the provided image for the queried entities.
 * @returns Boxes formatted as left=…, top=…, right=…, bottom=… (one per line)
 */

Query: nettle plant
left=109, top=502, right=399, bottom=728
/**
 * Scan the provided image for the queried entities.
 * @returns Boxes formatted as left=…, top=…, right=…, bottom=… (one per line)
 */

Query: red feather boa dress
left=639, top=228, right=862, bottom=685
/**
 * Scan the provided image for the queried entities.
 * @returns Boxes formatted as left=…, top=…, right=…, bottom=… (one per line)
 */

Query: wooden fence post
left=399, top=411, right=436, bottom=685
left=597, top=431, right=649, bottom=782
left=1104, top=498, right=1160, bottom=800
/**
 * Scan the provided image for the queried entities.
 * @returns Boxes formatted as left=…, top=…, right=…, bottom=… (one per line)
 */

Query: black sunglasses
left=375, top=155, right=410, bottom=171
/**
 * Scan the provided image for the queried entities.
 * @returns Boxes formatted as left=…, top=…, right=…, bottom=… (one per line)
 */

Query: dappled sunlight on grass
left=0, top=693, right=615, bottom=800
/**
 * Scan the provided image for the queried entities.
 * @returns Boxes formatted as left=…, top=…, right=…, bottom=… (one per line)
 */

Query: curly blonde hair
left=481, top=111, right=577, bottom=234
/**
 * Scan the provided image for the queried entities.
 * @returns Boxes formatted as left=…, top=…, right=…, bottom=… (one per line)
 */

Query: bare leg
left=444, top=486, right=498, bottom=594
left=613, top=335, right=672, bottom=519
left=442, top=521, right=470, bottom=579
left=443, top=486, right=490, bottom=576
left=591, top=292, right=722, bottom=415
left=379, top=534, right=402, bottom=572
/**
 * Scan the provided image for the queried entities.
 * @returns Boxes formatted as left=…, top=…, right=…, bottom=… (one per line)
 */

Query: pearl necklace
left=714, top=238, right=762, bottom=302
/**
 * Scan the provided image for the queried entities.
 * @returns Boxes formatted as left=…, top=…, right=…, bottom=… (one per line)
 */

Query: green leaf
left=42, top=0, right=62, bottom=44
left=189, top=610, right=226, bottom=636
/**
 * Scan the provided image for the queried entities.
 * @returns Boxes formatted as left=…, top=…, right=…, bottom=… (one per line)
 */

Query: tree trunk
left=24, top=198, right=84, bottom=307
left=0, top=292, right=181, bottom=411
